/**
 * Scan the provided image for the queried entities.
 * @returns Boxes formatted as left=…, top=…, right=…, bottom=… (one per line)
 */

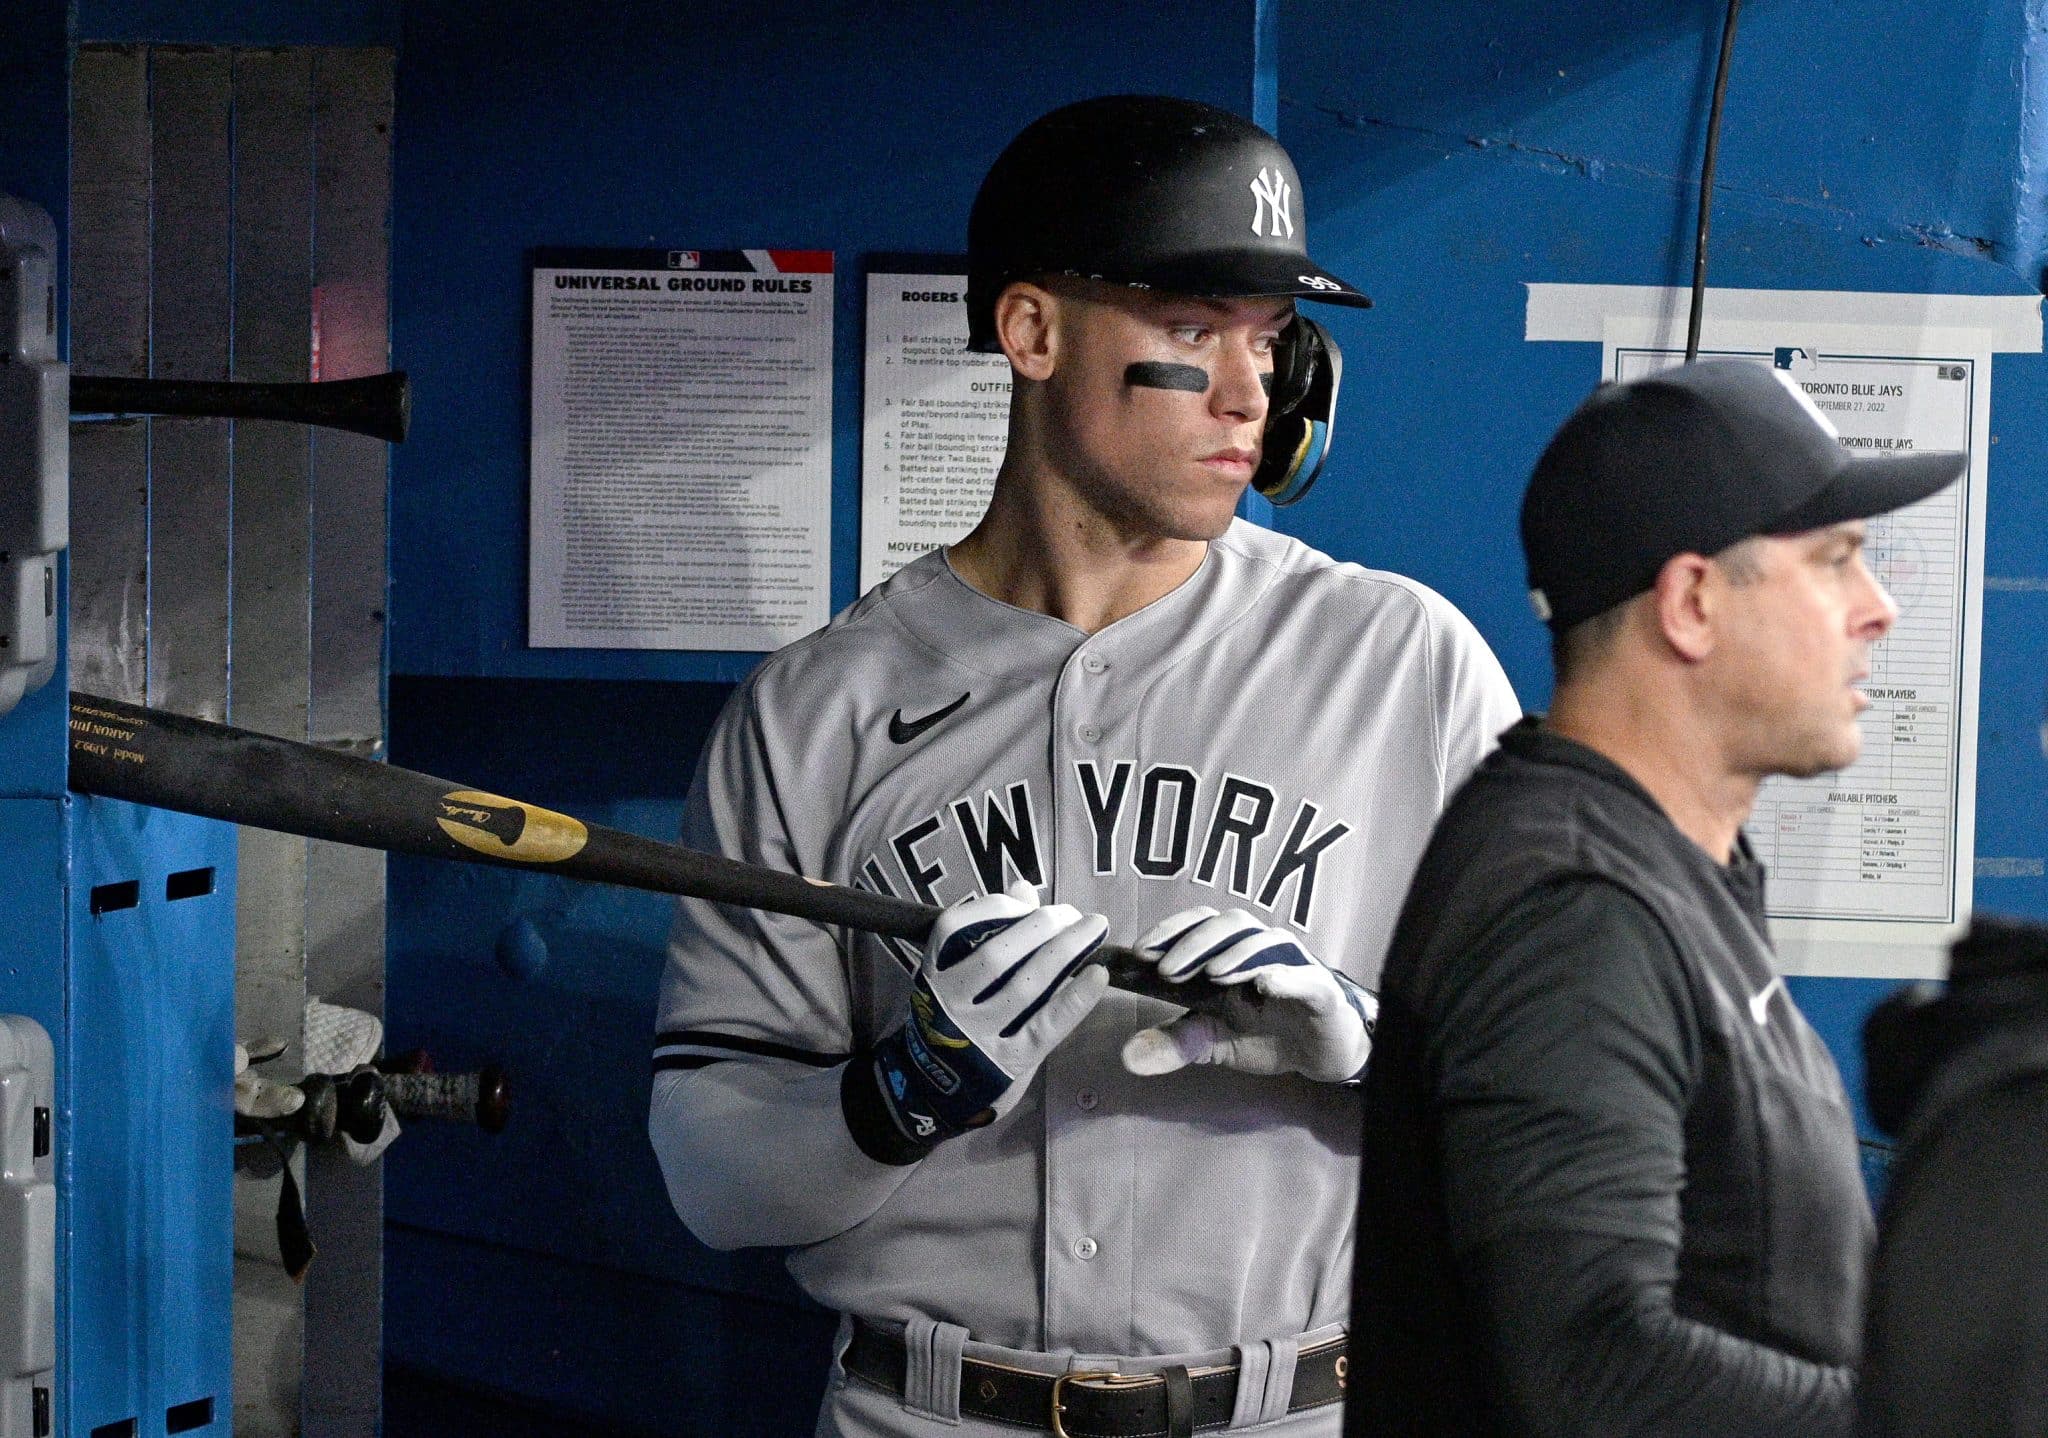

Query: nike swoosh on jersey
left=888, top=692, right=971, bottom=744
left=1748, top=975, right=1784, bottom=1026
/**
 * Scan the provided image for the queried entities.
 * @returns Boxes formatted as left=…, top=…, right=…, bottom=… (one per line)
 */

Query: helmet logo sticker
left=1249, top=167, right=1295, bottom=239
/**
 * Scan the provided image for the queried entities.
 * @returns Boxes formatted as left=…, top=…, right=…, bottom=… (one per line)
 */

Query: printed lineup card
left=1615, top=346, right=1974, bottom=925
left=528, top=247, right=833, bottom=651
left=860, top=269, right=1012, bottom=593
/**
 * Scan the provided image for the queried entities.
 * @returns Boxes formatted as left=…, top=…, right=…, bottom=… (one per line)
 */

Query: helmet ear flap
left=1253, top=315, right=1342, bottom=506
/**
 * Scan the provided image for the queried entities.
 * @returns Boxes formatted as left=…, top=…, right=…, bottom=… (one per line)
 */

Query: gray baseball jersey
left=650, top=518, right=1519, bottom=1362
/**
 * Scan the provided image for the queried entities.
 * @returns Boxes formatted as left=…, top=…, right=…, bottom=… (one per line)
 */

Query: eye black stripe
left=1124, top=361, right=1209, bottom=393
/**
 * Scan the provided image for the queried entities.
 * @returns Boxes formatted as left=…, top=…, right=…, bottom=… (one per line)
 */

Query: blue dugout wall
left=1275, top=0, right=2048, bottom=1172
left=2, top=0, right=2044, bottom=1433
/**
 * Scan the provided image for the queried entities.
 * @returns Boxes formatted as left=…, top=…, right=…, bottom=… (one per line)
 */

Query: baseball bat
left=69, top=371, right=411, bottom=443
left=67, top=692, right=1192, bottom=1007
left=382, top=1067, right=511, bottom=1134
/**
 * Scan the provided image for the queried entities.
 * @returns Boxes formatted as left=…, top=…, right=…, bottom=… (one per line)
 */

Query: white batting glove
left=854, top=881, right=1110, bottom=1159
left=1121, top=907, right=1377, bottom=1084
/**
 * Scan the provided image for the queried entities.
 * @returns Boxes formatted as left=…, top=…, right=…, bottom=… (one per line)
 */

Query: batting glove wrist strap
left=841, top=1046, right=937, bottom=1167
left=845, top=882, right=1110, bottom=1160
left=854, top=989, right=1016, bottom=1158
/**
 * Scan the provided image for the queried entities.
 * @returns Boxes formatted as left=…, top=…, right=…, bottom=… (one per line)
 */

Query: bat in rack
left=67, top=692, right=1197, bottom=1008
left=68, top=371, right=411, bottom=443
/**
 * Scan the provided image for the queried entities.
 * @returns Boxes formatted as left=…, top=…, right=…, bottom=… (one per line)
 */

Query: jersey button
left=1075, top=1088, right=1098, bottom=1111
left=1072, top=1236, right=1098, bottom=1261
left=1081, top=653, right=1108, bottom=674
left=1078, top=724, right=1102, bottom=743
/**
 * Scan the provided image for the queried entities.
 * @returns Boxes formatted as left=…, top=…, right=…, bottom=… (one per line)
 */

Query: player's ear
left=995, top=281, right=1058, bottom=381
left=1651, top=551, right=1718, bottom=662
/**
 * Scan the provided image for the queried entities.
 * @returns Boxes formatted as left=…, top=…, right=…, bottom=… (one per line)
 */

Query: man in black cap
left=652, top=97, right=1518, bottom=1436
left=1349, top=359, right=1964, bottom=1437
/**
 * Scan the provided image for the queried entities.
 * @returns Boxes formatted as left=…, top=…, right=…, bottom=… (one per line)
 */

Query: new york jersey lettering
left=1076, top=760, right=1134, bottom=877
left=1134, top=766, right=1200, bottom=878
left=950, top=782, right=1046, bottom=892
left=891, top=815, right=948, bottom=906
left=854, top=762, right=1355, bottom=939
left=1257, top=800, right=1352, bottom=927
left=1194, top=775, right=1277, bottom=897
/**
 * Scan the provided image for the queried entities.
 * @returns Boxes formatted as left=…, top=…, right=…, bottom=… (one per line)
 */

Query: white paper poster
left=1616, top=346, right=1970, bottom=924
left=1528, top=285, right=2042, bottom=977
left=529, top=247, right=834, bottom=651
left=861, top=270, right=1012, bottom=593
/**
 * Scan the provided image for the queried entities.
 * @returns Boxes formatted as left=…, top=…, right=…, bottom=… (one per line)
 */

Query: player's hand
left=859, top=880, right=1109, bottom=1158
left=1120, top=907, right=1377, bottom=1084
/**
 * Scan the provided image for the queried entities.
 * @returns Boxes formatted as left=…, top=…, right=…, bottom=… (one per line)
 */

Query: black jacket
left=1352, top=720, right=1871, bottom=1437
left=1860, top=915, right=2048, bottom=1437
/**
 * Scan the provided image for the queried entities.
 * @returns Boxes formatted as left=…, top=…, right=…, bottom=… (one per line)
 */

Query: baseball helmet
left=966, top=95, right=1370, bottom=503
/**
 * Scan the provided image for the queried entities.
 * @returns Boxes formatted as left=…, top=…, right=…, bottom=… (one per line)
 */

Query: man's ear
left=1650, top=551, right=1719, bottom=663
left=995, top=281, right=1058, bottom=381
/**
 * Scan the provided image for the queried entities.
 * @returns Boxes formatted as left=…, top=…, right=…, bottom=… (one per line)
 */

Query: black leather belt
left=842, top=1319, right=1348, bottom=1437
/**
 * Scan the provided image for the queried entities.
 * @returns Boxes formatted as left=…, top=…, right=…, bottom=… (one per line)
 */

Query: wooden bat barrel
left=67, top=692, right=1188, bottom=1005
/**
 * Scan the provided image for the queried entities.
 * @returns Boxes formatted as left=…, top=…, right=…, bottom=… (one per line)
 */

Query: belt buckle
left=1049, top=1368, right=1123, bottom=1438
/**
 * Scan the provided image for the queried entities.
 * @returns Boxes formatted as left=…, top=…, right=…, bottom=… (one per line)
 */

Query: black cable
left=1686, top=0, right=1744, bottom=362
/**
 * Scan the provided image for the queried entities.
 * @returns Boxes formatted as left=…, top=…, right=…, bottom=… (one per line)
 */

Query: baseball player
left=650, top=96, right=1519, bottom=1437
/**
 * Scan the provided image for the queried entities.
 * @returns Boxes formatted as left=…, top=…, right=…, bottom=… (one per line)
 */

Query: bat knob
left=334, top=1067, right=389, bottom=1145
left=290, top=1073, right=340, bottom=1144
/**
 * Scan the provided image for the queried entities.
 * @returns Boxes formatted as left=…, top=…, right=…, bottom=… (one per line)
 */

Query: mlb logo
left=1773, top=346, right=1819, bottom=374
left=668, top=251, right=701, bottom=269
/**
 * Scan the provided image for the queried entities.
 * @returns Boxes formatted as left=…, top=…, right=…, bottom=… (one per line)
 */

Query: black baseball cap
left=1521, top=360, right=1966, bottom=632
left=965, top=96, right=1372, bottom=352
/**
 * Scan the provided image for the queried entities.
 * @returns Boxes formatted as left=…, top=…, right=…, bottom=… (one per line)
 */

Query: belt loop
left=1228, top=1339, right=1273, bottom=1428
left=1162, top=1364, right=1196, bottom=1438
left=901, top=1317, right=967, bottom=1424
left=1231, top=1335, right=1298, bottom=1427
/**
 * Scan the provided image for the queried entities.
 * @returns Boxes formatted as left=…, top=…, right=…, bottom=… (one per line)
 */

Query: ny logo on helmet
left=1249, top=167, right=1295, bottom=239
